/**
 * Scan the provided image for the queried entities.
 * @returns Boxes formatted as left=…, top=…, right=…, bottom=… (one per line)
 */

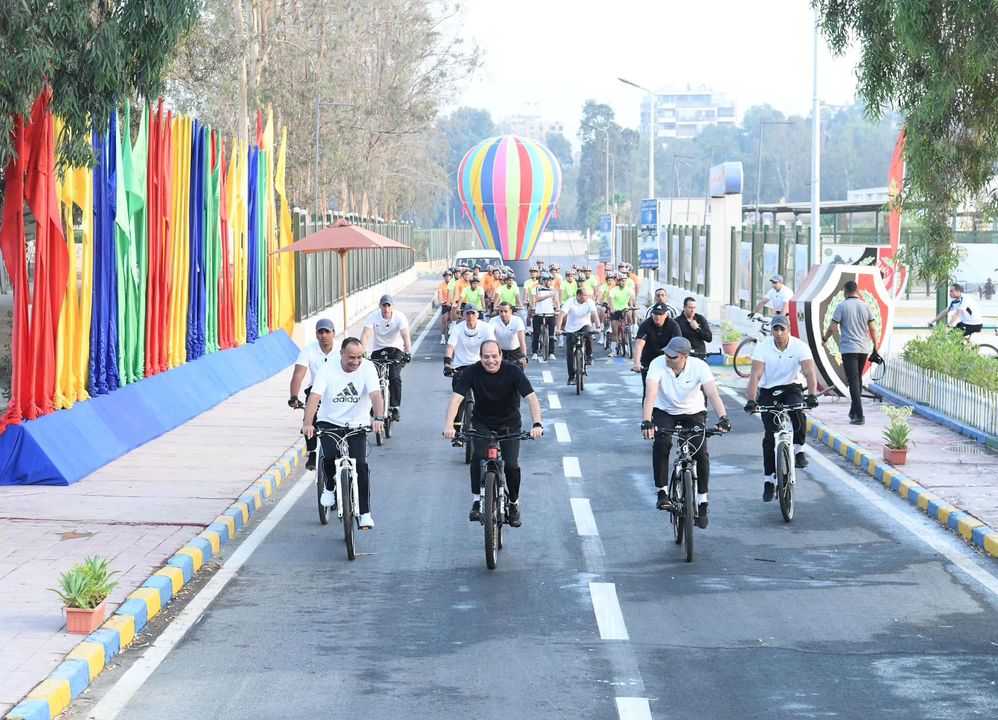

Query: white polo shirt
left=448, top=320, right=496, bottom=368
left=311, top=359, right=380, bottom=426
left=489, top=314, right=525, bottom=351
left=646, top=355, right=715, bottom=415
left=561, top=298, right=597, bottom=333
left=532, top=285, right=558, bottom=315
left=755, top=336, right=813, bottom=388
left=765, top=285, right=794, bottom=312
left=948, top=294, right=982, bottom=325
left=294, top=341, right=334, bottom=383
left=364, top=310, right=410, bottom=351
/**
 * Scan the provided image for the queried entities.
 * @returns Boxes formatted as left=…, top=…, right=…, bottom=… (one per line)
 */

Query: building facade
left=497, top=114, right=565, bottom=143
left=640, top=86, right=736, bottom=140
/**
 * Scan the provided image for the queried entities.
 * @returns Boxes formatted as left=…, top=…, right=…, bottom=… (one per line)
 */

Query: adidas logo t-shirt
left=311, top=359, right=380, bottom=426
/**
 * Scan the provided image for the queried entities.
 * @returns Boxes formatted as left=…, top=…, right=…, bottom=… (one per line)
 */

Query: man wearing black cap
left=289, top=317, right=336, bottom=470
left=641, top=336, right=731, bottom=527
left=633, top=303, right=681, bottom=397
left=361, top=294, right=412, bottom=422
left=744, top=313, right=820, bottom=501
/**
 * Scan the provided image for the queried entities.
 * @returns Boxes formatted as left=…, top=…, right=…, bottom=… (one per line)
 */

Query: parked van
left=452, top=249, right=505, bottom=270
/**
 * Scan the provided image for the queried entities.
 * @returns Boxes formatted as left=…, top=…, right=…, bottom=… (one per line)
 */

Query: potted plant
left=51, top=555, right=118, bottom=634
left=881, top=405, right=915, bottom=465
left=720, top=321, right=742, bottom=357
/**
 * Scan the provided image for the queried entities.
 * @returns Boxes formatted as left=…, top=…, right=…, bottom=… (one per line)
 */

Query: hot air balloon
left=457, top=135, right=562, bottom=261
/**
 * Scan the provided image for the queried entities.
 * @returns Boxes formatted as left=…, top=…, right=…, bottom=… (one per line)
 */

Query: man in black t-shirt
left=633, top=303, right=681, bottom=397
left=442, top=340, right=544, bottom=527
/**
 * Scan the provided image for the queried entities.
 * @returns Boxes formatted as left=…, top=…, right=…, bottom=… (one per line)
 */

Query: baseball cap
left=315, top=318, right=335, bottom=332
left=379, top=294, right=393, bottom=305
left=771, top=314, right=790, bottom=328
left=663, top=336, right=693, bottom=358
left=770, top=274, right=784, bottom=283
left=650, top=303, right=669, bottom=316
left=462, top=304, right=479, bottom=315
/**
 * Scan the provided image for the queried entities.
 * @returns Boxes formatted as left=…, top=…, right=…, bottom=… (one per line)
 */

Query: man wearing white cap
left=443, top=304, right=497, bottom=445
left=289, top=317, right=336, bottom=470
left=361, top=294, right=412, bottom=422
left=751, top=273, right=794, bottom=317
left=641, top=336, right=731, bottom=528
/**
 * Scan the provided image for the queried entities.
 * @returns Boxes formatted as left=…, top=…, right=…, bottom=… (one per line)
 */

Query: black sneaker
left=795, top=451, right=809, bottom=469
left=763, top=481, right=775, bottom=502
left=390, top=407, right=401, bottom=422
left=696, top=502, right=709, bottom=529
left=507, top=501, right=522, bottom=527
left=567, top=376, right=576, bottom=385
left=850, top=416, right=865, bottom=425
left=306, top=452, right=316, bottom=472
left=656, top=489, right=672, bottom=510
left=452, top=438, right=463, bottom=448
left=469, top=500, right=481, bottom=522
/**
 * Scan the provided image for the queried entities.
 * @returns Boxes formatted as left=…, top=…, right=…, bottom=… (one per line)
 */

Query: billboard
left=598, top=213, right=614, bottom=264
left=639, top=198, right=660, bottom=269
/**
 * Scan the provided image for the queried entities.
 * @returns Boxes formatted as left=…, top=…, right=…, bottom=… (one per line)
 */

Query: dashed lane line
left=616, top=697, right=654, bottom=720
left=563, top=455, right=582, bottom=478
left=589, top=582, right=629, bottom=640
left=570, top=498, right=599, bottom=536
left=555, top=422, right=571, bottom=443
left=542, top=370, right=553, bottom=384
left=548, top=392, right=561, bottom=410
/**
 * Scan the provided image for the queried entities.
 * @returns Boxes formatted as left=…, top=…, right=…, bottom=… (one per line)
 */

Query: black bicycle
left=563, top=329, right=598, bottom=394
left=535, top=313, right=555, bottom=360
left=446, top=366, right=476, bottom=464
left=313, top=426, right=371, bottom=560
left=653, top=425, right=725, bottom=562
left=458, top=429, right=537, bottom=570
left=369, top=356, right=406, bottom=445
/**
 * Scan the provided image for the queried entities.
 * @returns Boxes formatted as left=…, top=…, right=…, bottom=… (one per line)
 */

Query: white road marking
left=542, top=370, right=553, bottom=384
left=571, top=498, right=599, bottom=536
left=563, top=456, right=582, bottom=478
left=589, top=582, right=629, bottom=640
left=85, top=472, right=314, bottom=719
left=616, top=697, right=653, bottom=720
left=555, top=422, right=571, bottom=443
left=548, top=392, right=561, bottom=409
left=412, top=307, right=441, bottom=354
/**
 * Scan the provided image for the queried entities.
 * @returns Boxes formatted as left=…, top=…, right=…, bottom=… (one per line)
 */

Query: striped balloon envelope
left=457, top=135, right=562, bottom=260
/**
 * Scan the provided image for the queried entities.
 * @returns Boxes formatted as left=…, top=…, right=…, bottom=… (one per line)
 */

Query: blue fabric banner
left=89, top=122, right=120, bottom=395
left=245, top=145, right=259, bottom=343
left=187, top=122, right=207, bottom=360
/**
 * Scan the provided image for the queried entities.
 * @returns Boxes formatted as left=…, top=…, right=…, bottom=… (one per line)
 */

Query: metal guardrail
left=878, top=354, right=998, bottom=436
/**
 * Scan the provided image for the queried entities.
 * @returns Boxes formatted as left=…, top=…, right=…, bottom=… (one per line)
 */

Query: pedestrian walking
left=821, top=280, right=879, bottom=425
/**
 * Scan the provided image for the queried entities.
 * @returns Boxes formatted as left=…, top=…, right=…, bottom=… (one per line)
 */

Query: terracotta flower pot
left=65, top=599, right=107, bottom=634
left=722, top=341, right=739, bottom=356
left=882, top=445, right=908, bottom=466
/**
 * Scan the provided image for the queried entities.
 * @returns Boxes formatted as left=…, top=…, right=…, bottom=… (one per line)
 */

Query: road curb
left=4, top=442, right=307, bottom=720
left=806, top=418, right=998, bottom=560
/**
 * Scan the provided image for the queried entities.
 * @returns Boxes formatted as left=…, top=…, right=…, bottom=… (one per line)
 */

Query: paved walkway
left=0, top=278, right=437, bottom=716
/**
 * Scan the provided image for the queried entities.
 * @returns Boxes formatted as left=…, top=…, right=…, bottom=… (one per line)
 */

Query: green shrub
left=901, top=325, right=998, bottom=392
left=50, top=555, right=118, bottom=609
left=720, top=321, right=742, bottom=343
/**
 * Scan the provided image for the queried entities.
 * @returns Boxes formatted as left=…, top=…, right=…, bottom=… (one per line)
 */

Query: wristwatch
left=373, top=416, right=386, bottom=421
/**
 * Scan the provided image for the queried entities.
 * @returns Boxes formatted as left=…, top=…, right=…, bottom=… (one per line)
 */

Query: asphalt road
left=74, top=317, right=998, bottom=720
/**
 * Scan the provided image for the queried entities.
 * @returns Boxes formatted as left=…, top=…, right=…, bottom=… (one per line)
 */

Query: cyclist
left=360, top=294, right=412, bottom=422
left=442, top=339, right=545, bottom=526
left=608, top=273, right=636, bottom=355
left=523, top=266, right=540, bottom=333
left=549, top=263, right=563, bottom=292
left=929, top=282, right=983, bottom=337
left=496, top=271, right=521, bottom=314
left=751, top=273, right=794, bottom=317
left=676, top=297, right=713, bottom=354
left=560, top=267, right=579, bottom=305
left=490, top=301, right=528, bottom=367
left=641, top=337, right=731, bottom=527
left=460, top=275, right=486, bottom=313
left=821, top=280, right=880, bottom=425
left=444, top=304, right=497, bottom=445
left=558, top=286, right=600, bottom=385
left=643, top=288, right=675, bottom=320
left=302, top=337, right=385, bottom=530
left=743, top=314, right=820, bottom=502
left=581, top=266, right=598, bottom=298
left=530, top=271, right=560, bottom=361
left=437, top=270, right=455, bottom=345
left=633, top=302, right=682, bottom=396
left=451, top=268, right=472, bottom=322
left=288, top=317, right=336, bottom=471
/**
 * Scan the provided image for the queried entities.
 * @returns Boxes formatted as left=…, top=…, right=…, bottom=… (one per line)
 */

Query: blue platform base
left=0, top=331, right=299, bottom=486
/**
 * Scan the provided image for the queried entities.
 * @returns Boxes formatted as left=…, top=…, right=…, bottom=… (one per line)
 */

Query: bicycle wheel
left=463, top=400, right=474, bottom=465
left=341, top=467, right=356, bottom=561
left=977, top=343, right=998, bottom=359
left=576, top=345, right=584, bottom=394
left=669, top=470, right=682, bottom=545
left=384, top=412, right=393, bottom=439
left=682, top=469, right=695, bottom=562
left=483, top=470, right=499, bottom=570
left=316, top=449, right=330, bottom=526
left=777, top=442, right=795, bottom=523
left=733, top=337, right=757, bottom=378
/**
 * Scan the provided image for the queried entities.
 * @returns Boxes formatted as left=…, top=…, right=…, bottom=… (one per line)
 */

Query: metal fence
left=412, top=229, right=480, bottom=263
left=877, top=355, right=998, bottom=436
left=659, top=224, right=712, bottom=295
left=728, top=224, right=812, bottom=310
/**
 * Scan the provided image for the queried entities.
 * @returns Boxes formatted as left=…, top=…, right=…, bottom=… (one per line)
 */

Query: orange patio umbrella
left=275, top=218, right=415, bottom=333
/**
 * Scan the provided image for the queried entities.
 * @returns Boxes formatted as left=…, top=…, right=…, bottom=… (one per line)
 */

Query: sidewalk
left=0, top=277, right=438, bottom=717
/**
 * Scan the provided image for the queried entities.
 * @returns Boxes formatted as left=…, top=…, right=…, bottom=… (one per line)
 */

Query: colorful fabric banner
left=90, top=117, right=121, bottom=396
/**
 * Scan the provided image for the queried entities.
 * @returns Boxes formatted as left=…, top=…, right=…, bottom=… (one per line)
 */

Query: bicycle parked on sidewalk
left=458, top=429, right=537, bottom=570
left=749, top=402, right=806, bottom=522
left=369, top=356, right=406, bottom=445
left=733, top=315, right=772, bottom=378
left=314, top=426, right=371, bottom=561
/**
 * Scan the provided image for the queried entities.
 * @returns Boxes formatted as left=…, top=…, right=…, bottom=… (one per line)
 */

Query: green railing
left=728, top=224, right=812, bottom=311
left=660, top=224, right=712, bottom=295
left=412, top=229, right=480, bottom=263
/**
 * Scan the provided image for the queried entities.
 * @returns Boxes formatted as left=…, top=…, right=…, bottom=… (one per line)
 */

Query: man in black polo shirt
left=633, top=303, right=682, bottom=397
left=442, top=340, right=545, bottom=526
left=675, top=296, right=713, bottom=353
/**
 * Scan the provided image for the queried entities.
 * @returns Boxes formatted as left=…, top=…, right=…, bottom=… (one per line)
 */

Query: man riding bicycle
left=437, top=269, right=455, bottom=344
left=289, top=317, right=337, bottom=471
left=489, top=301, right=528, bottom=367
left=751, top=274, right=794, bottom=317
left=633, top=302, right=682, bottom=396
left=360, top=294, right=412, bottom=422
left=302, top=337, right=385, bottom=530
left=530, top=272, right=560, bottom=360
left=608, top=273, right=636, bottom=355
left=444, top=304, right=497, bottom=445
left=442, top=340, right=544, bottom=527
left=558, top=286, right=600, bottom=386
left=743, top=314, right=820, bottom=502
left=641, top=337, right=731, bottom=527
left=929, top=282, right=983, bottom=337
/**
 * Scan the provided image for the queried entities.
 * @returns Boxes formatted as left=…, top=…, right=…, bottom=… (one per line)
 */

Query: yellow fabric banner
left=274, top=126, right=296, bottom=336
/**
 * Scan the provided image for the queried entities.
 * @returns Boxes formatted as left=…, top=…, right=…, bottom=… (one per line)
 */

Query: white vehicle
left=452, top=249, right=505, bottom=270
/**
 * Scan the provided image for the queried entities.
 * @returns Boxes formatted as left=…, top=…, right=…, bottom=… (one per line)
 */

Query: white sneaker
left=532, top=353, right=539, bottom=361
left=557, top=335, right=565, bottom=348
left=547, top=353, right=556, bottom=360
left=359, top=513, right=375, bottom=529
left=610, top=341, right=618, bottom=353
left=320, top=488, right=337, bottom=508
left=439, top=335, right=446, bottom=345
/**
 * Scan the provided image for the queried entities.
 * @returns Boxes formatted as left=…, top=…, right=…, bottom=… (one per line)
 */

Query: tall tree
left=818, top=0, right=998, bottom=282
left=545, top=130, right=576, bottom=230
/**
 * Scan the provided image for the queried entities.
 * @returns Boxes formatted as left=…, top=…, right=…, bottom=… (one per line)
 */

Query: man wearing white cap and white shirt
left=361, top=294, right=412, bottom=422
left=641, top=336, right=731, bottom=528
left=444, top=304, right=497, bottom=445
left=751, top=273, right=794, bottom=317
left=489, top=301, right=528, bottom=367
left=289, top=317, right=336, bottom=470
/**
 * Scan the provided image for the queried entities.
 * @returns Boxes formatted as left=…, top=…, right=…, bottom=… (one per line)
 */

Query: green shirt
left=582, top=277, right=597, bottom=296
left=609, top=286, right=632, bottom=312
left=461, top=286, right=485, bottom=309
left=523, top=278, right=538, bottom=297
left=561, top=280, right=578, bottom=303
left=498, top=284, right=519, bottom=306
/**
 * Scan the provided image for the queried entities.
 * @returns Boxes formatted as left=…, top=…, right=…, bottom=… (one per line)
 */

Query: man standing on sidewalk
left=289, top=318, right=336, bottom=471
left=821, top=281, right=879, bottom=425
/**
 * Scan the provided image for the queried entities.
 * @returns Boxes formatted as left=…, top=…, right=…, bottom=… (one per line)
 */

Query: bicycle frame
left=460, top=430, right=532, bottom=526
left=754, top=402, right=807, bottom=481
left=315, top=427, right=369, bottom=524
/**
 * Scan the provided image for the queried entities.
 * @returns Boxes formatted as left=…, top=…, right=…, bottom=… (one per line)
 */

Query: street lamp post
left=618, top=77, right=655, bottom=198
left=754, top=120, right=794, bottom=227
left=314, top=99, right=355, bottom=221
left=810, top=5, right=822, bottom=264
left=670, top=154, right=694, bottom=225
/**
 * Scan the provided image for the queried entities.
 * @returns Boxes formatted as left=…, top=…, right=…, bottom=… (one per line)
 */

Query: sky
left=447, top=0, right=863, bottom=148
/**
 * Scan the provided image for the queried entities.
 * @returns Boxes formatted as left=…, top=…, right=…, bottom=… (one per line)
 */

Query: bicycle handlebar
left=752, top=403, right=808, bottom=413
left=652, top=425, right=726, bottom=438
left=457, top=430, right=537, bottom=442
left=314, top=425, right=373, bottom=438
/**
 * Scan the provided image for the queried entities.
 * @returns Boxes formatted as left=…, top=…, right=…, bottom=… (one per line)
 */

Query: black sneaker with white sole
left=469, top=500, right=481, bottom=522
left=507, top=501, right=522, bottom=527
left=696, top=502, right=709, bottom=529
left=795, top=451, right=809, bottom=469
left=306, top=452, right=316, bottom=472
left=656, top=489, right=672, bottom=510
left=763, top=481, right=775, bottom=502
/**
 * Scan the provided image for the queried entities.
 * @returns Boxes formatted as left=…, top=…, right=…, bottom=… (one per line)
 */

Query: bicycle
left=535, top=313, right=554, bottom=361
left=563, top=329, right=599, bottom=395
left=457, top=429, right=537, bottom=570
left=733, top=315, right=772, bottom=378
left=650, top=424, right=725, bottom=563
left=750, top=402, right=808, bottom=522
left=314, top=425, right=371, bottom=561
left=369, top=356, right=406, bottom=445
left=445, top=366, right=476, bottom=464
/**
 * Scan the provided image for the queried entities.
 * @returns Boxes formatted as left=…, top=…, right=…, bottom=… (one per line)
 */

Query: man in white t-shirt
left=751, top=273, right=794, bottom=317
left=302, top=338, right=385, bottom=530
left=744, top=314, right=820, bottom=502
left=289, top=317, right=336, bottom=470
left=444, top=304, right=497, bottom=445
left=530, top=273, right=560, bottom=361
left=360, top=294, right=412, bottom=421
left=930, top=283, right=984, bottom=337
left=558, top=287, right=600, bottom=385
left=641, top=337, right=730, bottom=527
left=489, top=301, right=528, bottom=367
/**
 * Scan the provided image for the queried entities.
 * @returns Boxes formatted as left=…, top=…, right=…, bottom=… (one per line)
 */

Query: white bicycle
left=314, top=425, right=370, bottom=561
